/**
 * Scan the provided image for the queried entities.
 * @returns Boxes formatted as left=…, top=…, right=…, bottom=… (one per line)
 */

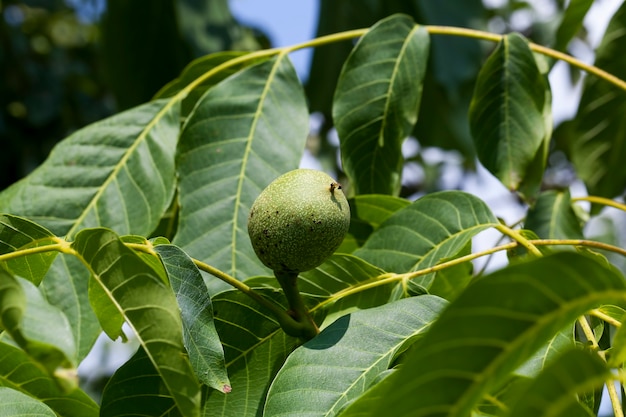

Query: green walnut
left=248, top=169, right=350, bottom=274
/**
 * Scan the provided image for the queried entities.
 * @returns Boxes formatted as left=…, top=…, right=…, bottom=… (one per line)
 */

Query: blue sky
left=230, top=0, right=318, bottom=80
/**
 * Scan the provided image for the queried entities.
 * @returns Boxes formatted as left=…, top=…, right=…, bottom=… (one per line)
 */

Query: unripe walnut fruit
left=248, top=169, right=350, bottom=274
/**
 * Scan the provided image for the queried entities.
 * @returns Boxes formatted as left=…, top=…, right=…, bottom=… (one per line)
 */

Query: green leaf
left=428, top=241, right=473, bottom=302
left=155, top=244, right=230, bottom=393
left=101, top=346, right=181, bottom=417
left=338, top=194, right=410, bottom=253
left=608, top=315, right=626, bottom=367
left=0, top=342, right=98, bottom=417
left=0, top=268, right=24, bottom=336
left=264, top=295, right=447, bottom=417
left=469, top=33, right=550, bottom=194
left=154, top=51, right=269, bottom=117
left=338, top=252, right=626, bottom=417
left=525, top=190, right=584, bottom=240
left=515, top=326, right=574, bottom=377
left=553, top=0, right=594, bottom=52
left=39, top=255, right=101, bottom=363
left=508, top=349, right=609, bottom=417
left=570, top=2, right=626, bottom=199
left=0, top=99, right=180, bottom=239
left=202, top=289, right=298, bottom=417
left=354, top=191, right=498, bottom=288
left=0, top=215, right=57, bottom=285
left=71, top=228, right=200, bottom=417
left=174, top=55, right=309, bottom=281
left=0, top=387, right=56, bottom=417
left=333, top=14, right=429, bottom=196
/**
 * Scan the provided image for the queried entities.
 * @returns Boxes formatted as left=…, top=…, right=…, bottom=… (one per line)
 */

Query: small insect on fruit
left=248, top=169, right=351, bottom=274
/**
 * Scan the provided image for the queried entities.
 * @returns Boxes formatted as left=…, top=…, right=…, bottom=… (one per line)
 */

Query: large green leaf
left=71, top=228, right=200, bottom=417
left=174, top=55, right=309, bottom=280
left=469, top=33, right=550, bottom=195
left=101, top=346, right=181, bottom=417
left=155, top=244, right=230, bottom=393
left=0, top=215, right=57, bottom=285
left=508, top=349, right=609, bottom=417
left=354, top=191, right=499, bottom=287
left=0, top=342, right=98, bottom=417
left=338, top=252, right=626, bottom=417
left=0, top=99, right=180, bottom=239
left=264, top=295, right=447, bottom=417
left=334, top=14, right=429, bottom=196
left=524, top=190, right=584, bottom=240
left=569, top=2, right=626, bottom=199
left=0, top=387, right=56, bottom=417
left=202, top=289, right=298, bottom=417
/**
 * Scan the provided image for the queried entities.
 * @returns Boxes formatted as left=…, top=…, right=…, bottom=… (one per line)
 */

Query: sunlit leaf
left=174, top=54, right=309, bottom=282
left=0, top=215, right=57, bottom=285
left=508, top=349, right=609, bottom=417
left=0, top=387, right=56, bottom=417
left=334, top=14, right=429, bottom=196
left=0, top=99, right=180, bottom=240
left=0, top=342, right=98, bottom=417
left=338, top=252, right=626, bottom=417
left=469, top=33, right=550, bottom=195
left=71, top=228, right=200, bottom=417
left=264, top=295, right=447, bottom=417
left=569, top=2, right=626, bottom=199
left=515, top=326, right=574, bottom=377
left=155, top=244, right=230, bottom=393
left=354, top=191, right=499, bottom=288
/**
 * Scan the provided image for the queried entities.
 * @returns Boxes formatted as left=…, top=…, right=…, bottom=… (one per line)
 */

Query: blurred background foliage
left=0, top=0, right=592, bottom=193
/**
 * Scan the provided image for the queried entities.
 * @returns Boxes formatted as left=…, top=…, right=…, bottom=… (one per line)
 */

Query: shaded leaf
left=174, top=55, right=309, bottom=281
left=101, top=346, right=181, bottom=417
left=40, top=255, right=100, bottom=363
left=155, top=244, right=230, bottom=392
left=569, top=2, right=626, bottom=198
left=515, top=326, right=574, bottom=377
left=264, top=295, right=447, bottom=417
left=334, top=14, right=429, bottom=196
left=0, top=99, right=180, bottom=240
left=0, top=387, right=56, bottom=417
left=525, top=189, right=584, bottom=240
left=0, top=215, right=57, bottom=285
left=428, top=241, right=473, bottom=302
left=9, top=276, right=76, bottom=373
left=0, top=342, right=98, bottom=417
left=338, top=194, right=410, bottom=253
left=338, top=252, right=626, bottom=417
left=508, top=349, right=609, bottom=417
left=71, top=228, right=200, bottom=417
left=469, top=33, right=550, bottom=194
left=202, top=289, right=298, bottom=417
left=354, top=191, right=498, bottom=288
